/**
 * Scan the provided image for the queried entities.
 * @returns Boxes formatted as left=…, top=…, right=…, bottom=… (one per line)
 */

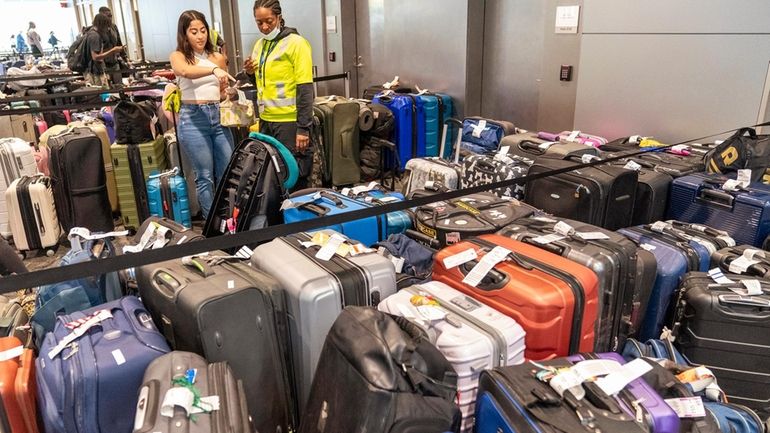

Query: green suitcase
left=313, top=96, right=360, bottom=186
left=111, top=136, right=168, bottom=229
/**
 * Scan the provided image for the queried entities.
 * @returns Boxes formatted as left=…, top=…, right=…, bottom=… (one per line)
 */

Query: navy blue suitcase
left=283, top=189, right=409, bottom=246
left=372, top=93, right=426, bottom=169
left=459, top=117, right=515, bottom=155
left=618, top=227, right=703, bottom=341
left=705, top=402, right=765, bottom=433
left=36, top=296, right=170, bottom=433
left=146, top=167, right=192, bottom=229
left=667, top=173, right=770, bottom=247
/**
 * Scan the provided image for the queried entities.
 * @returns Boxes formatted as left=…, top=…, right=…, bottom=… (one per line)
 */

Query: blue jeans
left=178, top=103, right=234, bottom=218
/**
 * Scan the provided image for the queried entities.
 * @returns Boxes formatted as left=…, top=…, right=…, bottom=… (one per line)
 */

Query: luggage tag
left=565, top=130, right=581, bottom=142
left=351, top=181, right=380, bottom=195
left=462, top=246, right=510, bottom=287
left=669, top=144, right=691, bottom=155
left=160, top=387, right=220, bottom=418
left=415, top=86, right=429, bottom=96
left=664, top=397, right=706, bottom=418
left=594, top=358, right=652, bottom=396
left=148, top=167, right=180, bottom=179
left=315, top=233, right=347, bottom=261
left=535, top=359, right=622, bottom=400
left=708, top=268, right=734, bottom=285
left=581, top=154, right=600, bottom=163
left=382, top=76, right=399, bottom=89
left=728, top=253, right=761, bottom=274
left=442, top=248, right=478, bottom=269
left=623, top=160, right=642, bottom=171
left=471, top=120, right=487, bottom=139
left=0, top=345, right=23, bottom=362
left=726, top=279, right=764, bottom=296
left=574, top=231, right=610, bottom=241
left=532, top=233, right=565, bottom=245
left=48, top=310, right=113, bottom=359
left=538, top=141, right=557, bottom=150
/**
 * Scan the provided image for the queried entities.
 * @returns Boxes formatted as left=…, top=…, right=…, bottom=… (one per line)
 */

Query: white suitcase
left=378, top=281, right=526, bottom=433
left=403, top=118, right=463, bottom=196
left=0, top=137, right=38, bottom=239
left=5, top=175, right=60, bottom=254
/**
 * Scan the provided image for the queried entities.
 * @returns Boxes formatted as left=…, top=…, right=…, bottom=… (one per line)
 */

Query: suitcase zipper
left=127, top=144, right=150, bottom=223
left=404, top=286, right=509, bottom=366
left=471, top=238, right=586, bottom=354
left=160, top=175, right=172, bottom=219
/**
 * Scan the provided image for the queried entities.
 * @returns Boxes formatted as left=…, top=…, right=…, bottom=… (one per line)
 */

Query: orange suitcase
left=432, top=234, right=599, bottom=360
left=0, top=337, right=38, bottom=433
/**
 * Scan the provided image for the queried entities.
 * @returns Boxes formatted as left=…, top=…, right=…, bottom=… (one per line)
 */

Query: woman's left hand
left=296, top=133, right=310, bottom=153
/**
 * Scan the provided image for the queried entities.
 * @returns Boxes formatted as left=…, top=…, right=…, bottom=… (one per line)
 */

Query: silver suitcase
left=0, top=137, right=38, bottom=238
left=5, top=175, right=60, bottom=254
left=403, top=118, right=463, bottom=196
left=379, top=281, right=526, bottom=433
left=251, top=230, right=397, bottom=407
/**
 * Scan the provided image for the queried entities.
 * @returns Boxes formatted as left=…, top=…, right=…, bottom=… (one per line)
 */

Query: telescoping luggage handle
left=439, top=118, right=463, bottom=165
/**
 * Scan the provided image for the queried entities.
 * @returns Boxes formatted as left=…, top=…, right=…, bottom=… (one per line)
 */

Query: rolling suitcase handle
left=696, top=188, right=735, bottom=208
left=439, top=118, right=463, bottom=164
left=717, top=294, right=770, bottom=309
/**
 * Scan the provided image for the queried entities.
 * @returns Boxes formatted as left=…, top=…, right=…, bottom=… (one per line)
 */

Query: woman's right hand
left=213, top=67, right=236, bottom=87
left=243, top=57, right=255, bottom=75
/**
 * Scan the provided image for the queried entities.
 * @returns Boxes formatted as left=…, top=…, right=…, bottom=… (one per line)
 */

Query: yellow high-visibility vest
left=251, top=33, right=313, bottom=122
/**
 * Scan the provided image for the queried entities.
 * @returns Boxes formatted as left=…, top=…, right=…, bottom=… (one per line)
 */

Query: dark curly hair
left=253, top=0, right=285, bottom=28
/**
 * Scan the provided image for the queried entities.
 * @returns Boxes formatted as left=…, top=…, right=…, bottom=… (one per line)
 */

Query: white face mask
left=262, top=25, right=280, bottom=41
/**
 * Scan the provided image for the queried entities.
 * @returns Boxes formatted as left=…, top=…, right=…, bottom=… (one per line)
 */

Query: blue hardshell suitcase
left=667, top=173, right=770, bottom=247
left=618, top=227, right=698, bottom=341
left=705, top=402, right=765, bottom=433
left=372, top=93, right=426, bottom=169
left=624, top=224, right=713, bottom=272
left=36, top=296, right=170, bottom=433
left=414, top=94, right=439, bottom=157
left=350, top=189, right=412, bottom=238
left=425, top=93, right=455, bottom=159
left=283, top=190, right=409, bottom=246
left=146, top=167, right=192, bottom=229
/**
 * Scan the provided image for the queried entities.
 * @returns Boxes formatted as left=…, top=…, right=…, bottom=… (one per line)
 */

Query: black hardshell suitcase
left=524, top=156, right=638, bottom=230
left=673, top=272, right=770, bottom=417
left=609, top=159, right=673, bottom=226
left=203, top=137, right=287, bottom=237
left=136, top=254, right=297, bottom=433
left=47, top=126, right=113, bottom=233
left=499, top=216, right=657, bottom=351
left=133, top=351, right=252, bottom=433
left=412, top=192, right=538, bottom=248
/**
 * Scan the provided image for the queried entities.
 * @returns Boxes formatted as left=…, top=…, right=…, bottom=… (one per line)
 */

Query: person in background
left=98, top=7, right=129, bottom=85
left=16, top=31, right=27, bottom=56
left=27, top=22, right=44, bottom=57
left=170, top=10, right=235, bottom=218
left=48, top=31, right=60, bottom=56
left=85, top=14, right=125, bottom=87
left=209, top=26, right=227, bottom=58
left=244, top=0, right=314, bottom=191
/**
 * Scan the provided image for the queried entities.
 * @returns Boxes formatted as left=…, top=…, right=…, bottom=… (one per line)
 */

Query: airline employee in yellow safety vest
left=244, top=0, right=314, bottom=190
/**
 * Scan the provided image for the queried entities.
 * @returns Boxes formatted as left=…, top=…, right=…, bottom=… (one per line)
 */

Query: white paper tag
left=532, top=233, right=566, bottom=244
left=575, top=231, right=611, bottom=240
left=553, top=221, right=574, bottom=236
left=708, top=268, right=734, bottom=285
left=717, top=235, right=736, bottom=247
left=737, top=169, right=752, bottom=185
left=533, top=216, right=558, bottom=223
left=671, top=144, right=691, bottom=153
left=378, top=196, right=399, bottom=203
left=629, top=135, right=641, bottom=144
left=472, top=120, right=487, bottom=138
left=0, top=345, right=23, bottom=362
left=722, top=179, right=743, bottom=191
left=549, top=369, right=585, bottom=399
left=729, top=255, right=759, bottom=274
left=498, top=145, right=510, bottom=155
left=572, top=359, right=623, bottom=380
left=624, top=160, right=642, bottom=171
left=112, top=349, right=126, bottom=366
left=741, top=279, right=763, bottom=296
left=595, top=358, right=653, bottom=396
left=581, top=154, right=599, bottom=163
left=650, top=221, right=669, bottom=233
left=390, top=256, right=405, bottom=273
left=462, top=246, right=511, bottom=287
left=640, top=243, right=656, bottom=251
left=315, top=233, right=346, bottom=261
left=567, top=130, right=581, bottom=142
left=416, top=305, right=446, bottom=321
left=538, top=141, right=556, bottom=150
left=280, top=199, right=298, bottom=211
left=227, top=280, right=235, bottom=289
left=742, top=248, right=765, bottom=260
left=340, top=187, right=351, bottom=196
left=442, top=248, right=478, bottom=269
left=351, top=182, right=379, bottom=195
left=665, top=397, right=706, bottom=418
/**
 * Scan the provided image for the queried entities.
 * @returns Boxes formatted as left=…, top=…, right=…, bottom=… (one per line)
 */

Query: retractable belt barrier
left=1, top=121, right=767, bottom=293
left=0, top=62, right=172, bottom=82
left=0, top=84, right=162, bottom=115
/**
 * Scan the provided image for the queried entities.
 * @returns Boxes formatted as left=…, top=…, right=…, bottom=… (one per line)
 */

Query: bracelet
left=212, top=66, right=218, bottom=74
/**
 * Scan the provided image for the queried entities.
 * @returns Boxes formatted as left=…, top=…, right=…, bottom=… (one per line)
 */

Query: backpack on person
left=66, top=30, right=91, bottom=73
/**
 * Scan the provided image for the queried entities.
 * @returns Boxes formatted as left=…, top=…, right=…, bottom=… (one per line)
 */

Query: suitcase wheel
left=45, top=247, right=56, bottom=257
left=17, top=251, right=26, bottom=260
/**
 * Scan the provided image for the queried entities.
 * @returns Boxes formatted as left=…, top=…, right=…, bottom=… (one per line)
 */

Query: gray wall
left=574, top=0, right=770, bottom=142
left=137, top=0, right=212, bottom=62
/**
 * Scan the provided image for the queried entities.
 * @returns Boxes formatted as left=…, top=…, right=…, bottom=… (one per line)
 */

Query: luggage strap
left=48, top=309, right=112, bottom=359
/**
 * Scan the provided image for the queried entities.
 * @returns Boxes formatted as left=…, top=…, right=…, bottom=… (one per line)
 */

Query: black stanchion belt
left=1, top=121, right=767, bottom=292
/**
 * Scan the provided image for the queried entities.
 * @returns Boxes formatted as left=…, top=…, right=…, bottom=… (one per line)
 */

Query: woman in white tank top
left=169, top=10, right=236, bottom=219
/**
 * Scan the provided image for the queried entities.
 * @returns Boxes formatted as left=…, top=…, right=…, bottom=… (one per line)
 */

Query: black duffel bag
left=705, top=127, right=770, bottom=182
left=300, top=306, right=461, bottom=433
left=114, top=99, right=160, bottom=144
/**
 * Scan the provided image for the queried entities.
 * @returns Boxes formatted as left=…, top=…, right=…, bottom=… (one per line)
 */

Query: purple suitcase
left=568, top=352, right=680, bottom=433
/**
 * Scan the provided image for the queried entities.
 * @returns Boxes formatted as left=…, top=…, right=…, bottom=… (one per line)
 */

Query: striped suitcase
left=5, top=175, right=60, bottom=255
left=111, top=136, right=168, bottom=229
left=0, top=138, right=37, bottom=239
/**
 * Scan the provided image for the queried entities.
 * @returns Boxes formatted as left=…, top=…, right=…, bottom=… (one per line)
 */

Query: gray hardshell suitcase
left=403, top=118, right=463, bottom=196
left=0, top=137, right=37, bottom=239
left=251, top=231, right=397, bottom=407
left=133, top=351, right=251, bottom=433
left=135, top=253, right=297, bottom=433
left=499, top=216, right=657, bottom=351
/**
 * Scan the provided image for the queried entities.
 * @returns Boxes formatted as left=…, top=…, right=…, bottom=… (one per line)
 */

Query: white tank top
left=178, top=52, right=221, bottom=101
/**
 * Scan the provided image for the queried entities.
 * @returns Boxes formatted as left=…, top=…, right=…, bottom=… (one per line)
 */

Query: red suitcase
left=0, top=337, right=39, bottom=433
left=433, top=234, right=599, bottom=360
